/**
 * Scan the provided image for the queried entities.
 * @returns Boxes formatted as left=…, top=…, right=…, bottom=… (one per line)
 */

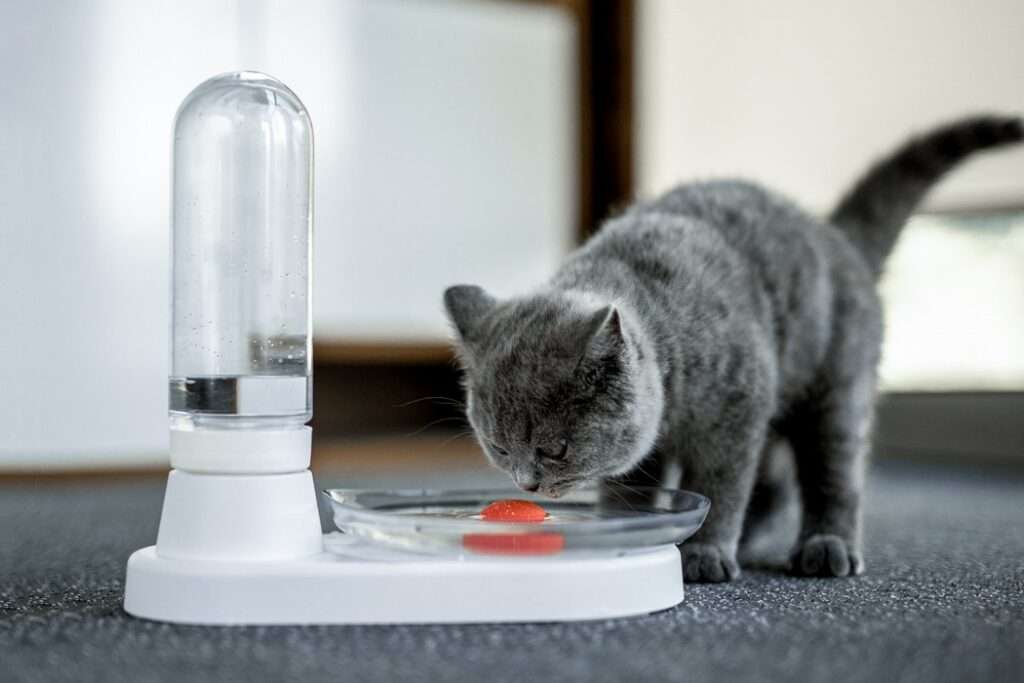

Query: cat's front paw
left=791, top=534, right=863, bottom=577
left=681, top=542, right=740, bottom=583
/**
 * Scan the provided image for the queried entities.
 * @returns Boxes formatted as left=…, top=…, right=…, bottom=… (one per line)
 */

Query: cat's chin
left=536, top=479, right=582, bottom=499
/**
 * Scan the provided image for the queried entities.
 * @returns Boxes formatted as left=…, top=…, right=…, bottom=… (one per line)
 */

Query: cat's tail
left=830, top=115, right=1023, bottom=278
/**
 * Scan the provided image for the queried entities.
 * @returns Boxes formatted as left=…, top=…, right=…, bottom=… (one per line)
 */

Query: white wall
left=636, top=0, right=1024, bottom=213
left=0, top=1, right=242, bottom=468
left=0, top=0, right=576, bottom=469
left=285, top=1, right=577, bottom=340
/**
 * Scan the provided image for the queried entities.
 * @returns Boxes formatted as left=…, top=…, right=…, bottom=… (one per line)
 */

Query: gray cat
left=443, top=116, right=1022, bottom=582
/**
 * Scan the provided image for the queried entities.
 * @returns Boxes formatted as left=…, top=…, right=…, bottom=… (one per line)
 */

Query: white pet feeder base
left=123, top=429, right=685, bottom=625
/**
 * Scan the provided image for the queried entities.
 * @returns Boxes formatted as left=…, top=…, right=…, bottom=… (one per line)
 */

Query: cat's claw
left=681, top=543, right=740, bottom=583
left=791, top=534, right=864, bottom=577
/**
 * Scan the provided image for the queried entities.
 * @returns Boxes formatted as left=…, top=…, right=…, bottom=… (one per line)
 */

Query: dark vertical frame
left=315, top=0, right=636, bottom=362
left=310, top=1, right=639, bottom=435
left=569, top=0, right=635, bottom=240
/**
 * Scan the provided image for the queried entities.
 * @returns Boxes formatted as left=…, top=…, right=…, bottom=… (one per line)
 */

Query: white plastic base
left=124, top=534, right=684, bottom=625
left=155, top=469, right=323, bottom=561
left=125, top=440, right=685, bottom=625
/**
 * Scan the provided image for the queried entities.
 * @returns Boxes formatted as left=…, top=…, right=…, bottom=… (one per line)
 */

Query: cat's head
left=443, top=285, right=663, bottom=497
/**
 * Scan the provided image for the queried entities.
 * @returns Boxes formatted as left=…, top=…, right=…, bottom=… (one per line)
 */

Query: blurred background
left=1, top=0, right=1022, bottom=476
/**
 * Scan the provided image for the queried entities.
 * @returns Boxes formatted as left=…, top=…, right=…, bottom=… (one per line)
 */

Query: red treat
left=480, top=499, right=548, bottom=523
left=462, top=532, right=565, bottom=556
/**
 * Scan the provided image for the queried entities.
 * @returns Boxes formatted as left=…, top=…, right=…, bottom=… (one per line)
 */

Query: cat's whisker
left=421, top=429, right=479, bottom=459
left=394, top=395, right=465, bottom=409
left=631, top=461, right=660, bottom=485
left=403, top=416, right=469, bottom=439
left=436, top=429, right=476, bottom=449
left=602, top=482, right=638, bottom=510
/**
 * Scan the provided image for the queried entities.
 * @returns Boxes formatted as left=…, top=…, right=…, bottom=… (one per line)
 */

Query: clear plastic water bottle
left=123, top=73, right=322, bottom=614
left=169, top=72, right=312, bottom=436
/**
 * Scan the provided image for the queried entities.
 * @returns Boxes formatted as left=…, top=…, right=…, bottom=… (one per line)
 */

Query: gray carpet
left=2, top=459, right=1022, bottom=683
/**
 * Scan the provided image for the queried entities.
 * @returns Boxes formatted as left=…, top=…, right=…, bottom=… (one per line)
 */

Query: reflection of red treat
left=468, top=499, right=561, bottom=555
left=462, top=532, right=565, bottom=556
left=480, top=499, right=548, bottom=523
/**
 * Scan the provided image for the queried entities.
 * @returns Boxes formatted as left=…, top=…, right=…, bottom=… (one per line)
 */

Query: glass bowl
left=323, top=485, right=709, bottom=558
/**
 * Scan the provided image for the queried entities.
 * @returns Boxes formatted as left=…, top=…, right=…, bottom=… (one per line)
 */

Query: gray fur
left=443, top=115, right=1022, bottom=582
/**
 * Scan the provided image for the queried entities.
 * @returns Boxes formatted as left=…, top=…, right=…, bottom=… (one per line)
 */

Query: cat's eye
left=536, top=439, right=569, bottom=461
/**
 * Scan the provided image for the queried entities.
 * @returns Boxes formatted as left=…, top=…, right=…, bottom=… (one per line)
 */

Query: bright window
left=878, top=212, right=1024, bottom=391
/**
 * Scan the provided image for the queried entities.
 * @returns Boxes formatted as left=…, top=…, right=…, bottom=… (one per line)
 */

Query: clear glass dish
left=324, top=486, right=709, bottom=558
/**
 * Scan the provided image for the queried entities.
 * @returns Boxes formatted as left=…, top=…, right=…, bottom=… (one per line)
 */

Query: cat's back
left=629, top=179, right=860, bottom=400
left=566, top=179, right=827, bottom=311
left=644, top=179, right=823, bottom=260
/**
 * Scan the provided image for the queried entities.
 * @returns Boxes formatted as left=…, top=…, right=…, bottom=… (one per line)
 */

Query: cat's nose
left=513, top=471, right=540, bottom=492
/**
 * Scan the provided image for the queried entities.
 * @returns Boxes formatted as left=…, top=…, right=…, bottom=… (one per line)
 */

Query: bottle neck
left=169, top=424, right=312, bottom=474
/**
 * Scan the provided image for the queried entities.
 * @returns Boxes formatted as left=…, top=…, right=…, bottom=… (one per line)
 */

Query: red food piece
left=462, top=533, right=565, bottom=556
left=480, top=499, right=548, bottom=523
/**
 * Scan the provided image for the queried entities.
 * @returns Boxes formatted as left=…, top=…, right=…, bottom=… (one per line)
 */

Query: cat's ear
left=444, top=284, right=497, bottom=344
left=577, top=305, right=624, bottom=357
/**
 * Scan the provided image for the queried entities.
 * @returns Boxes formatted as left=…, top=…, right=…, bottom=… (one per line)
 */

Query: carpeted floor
left=1, top=454, right=1022, bottom=683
